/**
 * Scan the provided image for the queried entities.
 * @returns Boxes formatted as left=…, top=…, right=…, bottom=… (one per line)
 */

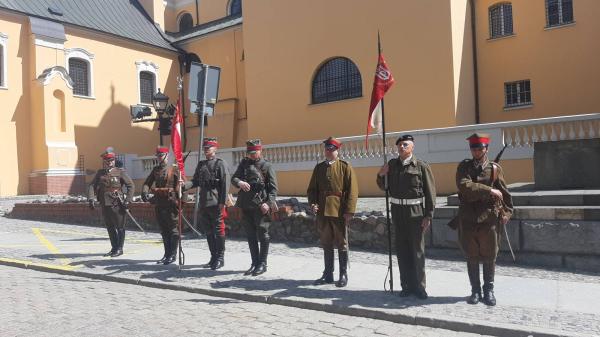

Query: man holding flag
left=170, top=98, right=186, bottom=265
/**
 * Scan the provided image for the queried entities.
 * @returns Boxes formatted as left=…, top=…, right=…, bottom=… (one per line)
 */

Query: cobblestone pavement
left=1, top=217, right=600, bottom=337
left=1, top=265, right=492, bottom=337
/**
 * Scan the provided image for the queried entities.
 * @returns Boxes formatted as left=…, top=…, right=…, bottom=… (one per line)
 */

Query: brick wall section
left=29, top=175, right=86, bottom=195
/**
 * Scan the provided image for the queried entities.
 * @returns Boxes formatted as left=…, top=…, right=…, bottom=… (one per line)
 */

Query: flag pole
left=176, top=77, right=185, bottom=267
left=378, top=31, right=394, bottom=294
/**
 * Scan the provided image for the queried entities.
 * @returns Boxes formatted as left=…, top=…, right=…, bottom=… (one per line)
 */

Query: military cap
left=323, top=137, right=342, bottom=150
left=203, top=137, right=218, bottom=148
left=100, top=147, right=115, bottom=159
left=395, top=134, right=414, bottom=145
left=246, top=139, right=262, bottom=153
left=155, top=146, right=169, bottom=155
left=466, top=133, right=490, bottom=148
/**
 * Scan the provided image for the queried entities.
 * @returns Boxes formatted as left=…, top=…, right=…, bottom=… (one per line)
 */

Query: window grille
left=230, top=0, right=242, bottom=16
left=139, top=71, right=155, bottom=104
left=0, top=45, right=3, bottom=87
left=546, top=0, right=573, bottom=27
left=69, top=58, right=89, bottom=96
left=489, top=3, right=513, bottom=38
left=312, top=57, right=362, bottom=104
left=504, top=80, right=531, bottom=107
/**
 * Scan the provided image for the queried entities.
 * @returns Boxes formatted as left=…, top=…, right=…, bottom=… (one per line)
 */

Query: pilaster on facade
left=29, top=17, right=66, bottom=50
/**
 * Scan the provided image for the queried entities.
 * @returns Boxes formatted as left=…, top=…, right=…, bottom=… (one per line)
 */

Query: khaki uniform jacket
left=232, top=158, right=278, bottom=210
left=88, top=167, right=135, bottom=206
left=307, top=159, right=358, bottom=218
left=376, top=156, right=436, bottom=218
left=455, top=159, right=513, bottom=226
left=142, top=163, right=180, bottom=208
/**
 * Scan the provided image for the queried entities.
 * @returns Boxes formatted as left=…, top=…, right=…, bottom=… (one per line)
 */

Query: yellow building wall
left=165, top=0, right=231, bottom=33
left=179, top=26, right=247, bottom=149
left=62, top=28, right=179, bottom=171
left=0, top=13, right=32, bottom=196
left=476, top=0, right=600, bottom=122
left=242, top=0, right=462, bottom=145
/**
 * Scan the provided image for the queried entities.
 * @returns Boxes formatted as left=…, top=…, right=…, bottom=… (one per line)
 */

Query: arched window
left=178, top=12, right=194, bottom=32
left=229, top=0, right=242, bottom=16
left=312, top=57, right=362, bottom=104
left=546, top=0, right=574, bottom=27
left=489, top=3, right=513, bottom=38
left=68, top=58, right=89, bottom=96
left=139, top=71, right=156, bottom=104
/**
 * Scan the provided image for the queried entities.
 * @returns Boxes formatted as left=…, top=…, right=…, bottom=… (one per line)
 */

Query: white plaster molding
left=36, top=66, right=73, bottom=89
left=166, top=0, right=196, bottom=9
left=135, top=60, right=159, bottom=104
left=0, top=32, right=7, bottom=88
left=34, top=37, right=65, bottom=50
left=65, top=48, right=95, bottom=97
left=29, top=169, right=85, bottom=177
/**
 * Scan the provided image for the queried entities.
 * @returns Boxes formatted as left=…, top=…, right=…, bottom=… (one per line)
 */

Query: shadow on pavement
left=29, top=253, right=104, bottom=260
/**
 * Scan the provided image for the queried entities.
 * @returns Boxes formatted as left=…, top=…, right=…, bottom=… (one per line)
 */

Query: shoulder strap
left=490, top=162, right=498, bottom=185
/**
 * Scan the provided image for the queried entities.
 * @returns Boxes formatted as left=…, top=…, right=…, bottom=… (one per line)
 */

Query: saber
left=124, top=209, right=146, bottom=234
left=503, top=223, right=516, bottom=261
left=182, top=213, right=203, bottom=237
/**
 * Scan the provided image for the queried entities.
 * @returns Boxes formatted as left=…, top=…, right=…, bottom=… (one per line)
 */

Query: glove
left=141, top=192, right=148, bottom=202
left=88, top=200, right=95, bottom=210
left=122, top=200, right=130, bottom=210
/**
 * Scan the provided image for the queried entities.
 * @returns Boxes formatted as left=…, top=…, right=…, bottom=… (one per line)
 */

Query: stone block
left=564, top=255, right=600, bottom=272
left=431, top=218, right=460, bottom=249
left=433, top=206, right=457, bottom=218
left=555, top=208, right=584, bottom=220
left=499, top=220, right=520, bottom=252
left=507, top=252, right=564, bottom=268
left=522, top=220, right=600, bottom=254
left=514, top=207, right=555, bottom=220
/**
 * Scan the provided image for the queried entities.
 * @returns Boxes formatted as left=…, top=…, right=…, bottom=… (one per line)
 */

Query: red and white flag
left=366, top=53, right=395, bottom=146
left=171, top=98, right=185, bottom=180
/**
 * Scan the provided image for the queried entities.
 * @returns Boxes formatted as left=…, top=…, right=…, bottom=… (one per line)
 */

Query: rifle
left=112, top=191, right=146, bottom=234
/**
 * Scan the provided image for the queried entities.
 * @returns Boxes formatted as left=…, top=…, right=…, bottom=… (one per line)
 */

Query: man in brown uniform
left=377, top=135, right=436, bottom=299
left=307, top=137, right=358, bottom=288
left=88, top=147, right=135, bottom=257
left=141, top=146, right=181, bottom=265
left=456, top=133, right=513, bottom=306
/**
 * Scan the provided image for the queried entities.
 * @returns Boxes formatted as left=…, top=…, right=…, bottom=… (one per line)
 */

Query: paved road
left=1, top=265, right=491, bottom=337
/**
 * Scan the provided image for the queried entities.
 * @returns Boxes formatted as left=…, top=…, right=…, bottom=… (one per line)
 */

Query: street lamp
left=152, top=88, right=169, bottom=115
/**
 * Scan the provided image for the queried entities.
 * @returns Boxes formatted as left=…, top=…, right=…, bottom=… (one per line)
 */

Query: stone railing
left=123, top=113, right=600, bottom=178
left=217, top=113, right=600, bottom=171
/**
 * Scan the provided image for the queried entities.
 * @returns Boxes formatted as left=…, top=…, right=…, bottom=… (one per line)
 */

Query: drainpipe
left=470, top=0, right=481, bottom=124
left=195, top=0, right=199, bottom=25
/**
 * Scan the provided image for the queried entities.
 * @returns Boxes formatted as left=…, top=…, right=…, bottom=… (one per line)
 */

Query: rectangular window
left=504, top=80, right=531, bottom=108
left=0, top=45, right=3, bottom=87
left=546, top=0, right=574, bottom=27
left=68, top=58, right=89, bottom=96
left=139, top=71, right=155, bottom=104
left=489, top=3, right=513, bottom=38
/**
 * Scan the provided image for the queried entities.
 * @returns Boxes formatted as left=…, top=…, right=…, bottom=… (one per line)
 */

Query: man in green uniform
left=307, top=137, right=358, bottom=288
left=88, top=147, right=135, bottom=257
left=232, top=139, right=278, bottom=276
left=184, top=137, right=229, bottom=270
left=141, top=146, right=181, bottom=265
left=377, top=135, right=436, bottom=299
left=456, top=133, right=513, bottom=306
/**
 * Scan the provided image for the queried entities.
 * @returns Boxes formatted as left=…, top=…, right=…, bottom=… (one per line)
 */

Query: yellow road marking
left=38, top=228, right=161, bottom=245
left=0, top=257, right=81, bottom=271
left=32, top=228, right=71, bottom=266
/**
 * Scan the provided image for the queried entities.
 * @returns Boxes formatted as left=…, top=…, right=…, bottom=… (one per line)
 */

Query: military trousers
left=101, top=205, right=126, bottom=250
left=241, top=208, right=270, bottom=243
left=199, top=206, right=225, bottom=237
left=391, top=204, right=426, bottom=292
left=316, top=215, right=348, bottom=251
left=458, top=221, right=501, bottom=263
left=155, top=206, right=179, bottom=238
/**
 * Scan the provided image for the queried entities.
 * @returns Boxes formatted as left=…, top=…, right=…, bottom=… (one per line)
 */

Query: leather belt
left=390, top=197, right=423, bottom=205
left=324, top=191, right=342, bottom=197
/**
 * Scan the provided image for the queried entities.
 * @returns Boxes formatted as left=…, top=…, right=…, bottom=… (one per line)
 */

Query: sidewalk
left=1, top=217, right=599, bottom=337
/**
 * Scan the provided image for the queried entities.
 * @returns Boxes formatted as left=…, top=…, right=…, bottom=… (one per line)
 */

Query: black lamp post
left=152, top=88, right=170, bottom=145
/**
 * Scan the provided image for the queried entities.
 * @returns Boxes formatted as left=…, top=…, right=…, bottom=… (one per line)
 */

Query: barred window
left=489, top=3, right=513, bottom=38
left=68, top=58, right=89, bottom=96
left=546, top=0, right=573, bottom=27
left=178, top=13, right=193, bottom=32
left=229, top=0, right=242, bottom=16
left=504, top=80, right=531, bottom=108
left=312, top=57, right=362, bottom=104
left=139, top=71, right=155, bottom=104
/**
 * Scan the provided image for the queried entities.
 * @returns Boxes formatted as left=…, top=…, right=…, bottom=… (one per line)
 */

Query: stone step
left=447, top=189, right=600, bottom=207
left=435, top=205, right=600, bottom=220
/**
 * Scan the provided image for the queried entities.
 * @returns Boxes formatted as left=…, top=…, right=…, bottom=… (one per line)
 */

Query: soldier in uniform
left=456, top=133, right=513, bottom=306
left=141, top=146, right=181, bottom=265
left=184, top=137, right=229, bottom=270
left=307, top=137, right=358, bottom=288
left=377, top=135, right=436, bottom=299
left=88, top=147, right=135, bottom=257
left=232, top=139, right=278, bottom=276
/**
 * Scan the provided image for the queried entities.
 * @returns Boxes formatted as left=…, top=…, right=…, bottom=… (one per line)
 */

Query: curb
left=0, top=259, right=586, bottom=337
